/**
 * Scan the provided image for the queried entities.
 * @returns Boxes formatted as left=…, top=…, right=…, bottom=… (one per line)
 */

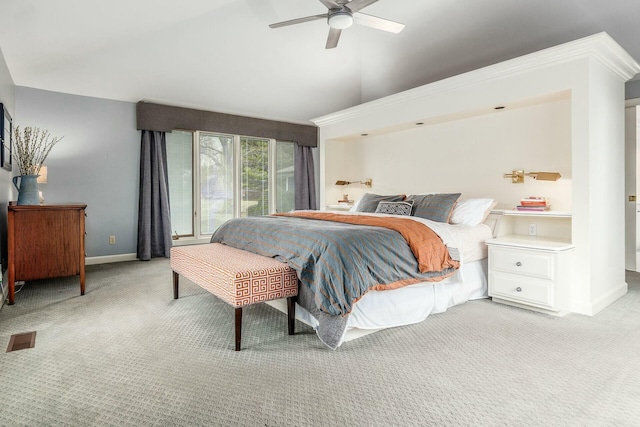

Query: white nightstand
left=486, top=235, right=574, bottom=315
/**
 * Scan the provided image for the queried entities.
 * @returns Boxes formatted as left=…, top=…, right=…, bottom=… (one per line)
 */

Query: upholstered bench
left=170, top=243, right=299, bottom=351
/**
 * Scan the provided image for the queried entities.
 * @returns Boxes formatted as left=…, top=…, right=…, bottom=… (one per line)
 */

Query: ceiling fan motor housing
left=328, top=9, right=354, bottom=29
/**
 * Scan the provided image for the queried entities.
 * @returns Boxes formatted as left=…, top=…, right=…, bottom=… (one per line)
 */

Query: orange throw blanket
left=276, top=212, right=459, bottom=274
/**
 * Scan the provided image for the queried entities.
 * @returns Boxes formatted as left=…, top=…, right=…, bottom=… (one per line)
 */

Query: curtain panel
left=137, top=130, right=172, bottom=260
left=294, top=144, right=317, bottom=210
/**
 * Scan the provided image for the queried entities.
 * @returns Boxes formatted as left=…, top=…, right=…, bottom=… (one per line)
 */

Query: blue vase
left=13, top=175, right=40, bottom=205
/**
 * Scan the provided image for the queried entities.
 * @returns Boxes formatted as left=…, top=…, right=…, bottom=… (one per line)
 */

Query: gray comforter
left=210, top=212, right=458, bottom=349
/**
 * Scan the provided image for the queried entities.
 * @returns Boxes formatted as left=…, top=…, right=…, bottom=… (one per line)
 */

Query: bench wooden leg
left=173, top=271, right=179, bottom=299
left=287, top=296, right=296, bottom=336
left=235, top=307, right=242, bottom=351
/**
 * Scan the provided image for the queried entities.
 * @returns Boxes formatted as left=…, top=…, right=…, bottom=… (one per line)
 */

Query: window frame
left=169, top=130, right=291, bottom=243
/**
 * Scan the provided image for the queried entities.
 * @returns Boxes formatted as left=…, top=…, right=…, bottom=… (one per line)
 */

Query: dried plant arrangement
left=12, top=126, right=62, bottom=175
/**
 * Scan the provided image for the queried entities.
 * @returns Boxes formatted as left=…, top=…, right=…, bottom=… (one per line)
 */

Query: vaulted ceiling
left=1, top=0, right=639, bottom=124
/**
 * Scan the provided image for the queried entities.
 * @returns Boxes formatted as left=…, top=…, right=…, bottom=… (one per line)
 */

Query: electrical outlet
left=528, top=224, right=537, bottom=236
left=109, top=235, right=116, bottom=245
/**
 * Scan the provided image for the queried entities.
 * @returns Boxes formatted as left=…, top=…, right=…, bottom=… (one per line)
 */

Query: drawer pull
left=516, top=287, right=522, bottom=292
left=515, top=261, right=522, bottom=267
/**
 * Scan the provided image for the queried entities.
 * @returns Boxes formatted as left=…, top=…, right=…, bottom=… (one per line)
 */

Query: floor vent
left=6, top=331, right=36, bottom=352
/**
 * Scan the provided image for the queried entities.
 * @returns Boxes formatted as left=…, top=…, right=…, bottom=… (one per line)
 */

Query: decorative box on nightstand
left=486, top=210, right=574, bottom=315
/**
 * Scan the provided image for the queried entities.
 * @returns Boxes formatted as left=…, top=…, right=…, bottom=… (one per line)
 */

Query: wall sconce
left=503, top=170, right=562, bottom=183
left=335, top=178, right=373, bottom=188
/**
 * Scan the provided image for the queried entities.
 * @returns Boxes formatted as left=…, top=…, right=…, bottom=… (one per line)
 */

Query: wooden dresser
left=7, top=202, right=87, bottom=305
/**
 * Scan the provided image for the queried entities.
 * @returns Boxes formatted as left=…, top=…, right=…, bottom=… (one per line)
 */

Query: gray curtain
left=294, top=144, right=317, bottom=210
left=137, top=130, right=172, bottom=260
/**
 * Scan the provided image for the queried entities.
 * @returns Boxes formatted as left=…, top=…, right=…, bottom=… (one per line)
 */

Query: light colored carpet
left=1, top=259, right=639, bottom=426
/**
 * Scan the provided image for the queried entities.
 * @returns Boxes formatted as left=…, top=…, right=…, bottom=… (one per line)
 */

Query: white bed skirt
left=267, top=259, right=488, bottom=347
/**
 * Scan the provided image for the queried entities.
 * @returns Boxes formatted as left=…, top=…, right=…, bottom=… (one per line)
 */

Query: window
left=166, top=131, right=295, bottom=239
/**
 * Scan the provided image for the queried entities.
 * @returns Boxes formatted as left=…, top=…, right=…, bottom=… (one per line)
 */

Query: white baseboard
left=571, top=281, right=628, bottom=316
left=86, top=253, right=138, bottom=265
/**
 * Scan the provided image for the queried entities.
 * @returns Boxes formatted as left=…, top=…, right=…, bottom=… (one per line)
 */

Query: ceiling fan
left=269, top=0, right=405, bottom=49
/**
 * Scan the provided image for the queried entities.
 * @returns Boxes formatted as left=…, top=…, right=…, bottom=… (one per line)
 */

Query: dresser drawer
left=489, top=271, right=555, bottom=309
left=489, top=246, right=554, bottom=280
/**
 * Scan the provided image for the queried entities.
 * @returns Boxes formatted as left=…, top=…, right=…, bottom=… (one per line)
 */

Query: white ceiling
left=1, top=0, right=639, bottom=125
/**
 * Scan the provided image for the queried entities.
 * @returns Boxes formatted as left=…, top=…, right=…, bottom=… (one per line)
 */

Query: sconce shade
left=503, top=170, right=561, bottom=183
left=531, top=172, right=561, bottom=181
left=335, top=178, right=373, bottom=188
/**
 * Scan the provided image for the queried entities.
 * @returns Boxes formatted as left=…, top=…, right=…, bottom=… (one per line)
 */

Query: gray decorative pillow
left=406, top=193, right=461, bottom=222
left=375, top=201, right=414, bottom=216
left=354, top=193, right=406, bottom=213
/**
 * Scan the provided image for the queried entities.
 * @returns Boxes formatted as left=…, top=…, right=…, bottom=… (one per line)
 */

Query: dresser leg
left=8, top=280, right=14, bottom=305
left=8, top=267, right=15, bottom=305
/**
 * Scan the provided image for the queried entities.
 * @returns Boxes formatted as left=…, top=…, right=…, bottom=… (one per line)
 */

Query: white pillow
left=450, top=198, right=497, bottom=226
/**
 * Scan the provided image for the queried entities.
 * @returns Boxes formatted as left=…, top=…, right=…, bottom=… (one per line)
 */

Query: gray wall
left=627, top=80, right=640, bottom=100
left=15, top=87, right=140, bottom=258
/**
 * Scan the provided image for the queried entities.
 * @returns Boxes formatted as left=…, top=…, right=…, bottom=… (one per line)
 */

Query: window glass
left=241, top=137, right=270, bottom=217
left=167, top=132, right=299, bottom=238
left=276, top=141, right=295, bottom=213
left=166, top=130, right=193, bottom=236
left=200, top=132, right=234, bottom=234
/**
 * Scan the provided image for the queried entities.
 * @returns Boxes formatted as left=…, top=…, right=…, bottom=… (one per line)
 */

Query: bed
left=210, top=195, right=498, bottom=349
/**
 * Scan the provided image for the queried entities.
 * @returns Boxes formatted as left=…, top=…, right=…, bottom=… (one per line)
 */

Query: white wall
left=324, top=98, right=572, bottom=210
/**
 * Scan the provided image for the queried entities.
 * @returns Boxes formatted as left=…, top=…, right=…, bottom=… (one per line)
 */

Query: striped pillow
left=406, top=193, right=461, bottom=222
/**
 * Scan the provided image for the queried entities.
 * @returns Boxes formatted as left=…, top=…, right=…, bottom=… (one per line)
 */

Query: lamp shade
left=37, top=166, right=48, bottom=184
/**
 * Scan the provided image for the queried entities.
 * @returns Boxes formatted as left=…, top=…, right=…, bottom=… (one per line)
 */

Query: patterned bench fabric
left=170, top=244, right=298, bottom=308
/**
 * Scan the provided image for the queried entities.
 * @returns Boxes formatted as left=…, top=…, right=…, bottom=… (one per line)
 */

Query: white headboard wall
left=313, top=33, right=640, bottom=317
left=323, top=97, right=572, bottom=210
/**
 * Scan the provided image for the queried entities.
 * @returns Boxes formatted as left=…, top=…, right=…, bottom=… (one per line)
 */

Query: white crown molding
left=312, top=32, right=640, bottom=127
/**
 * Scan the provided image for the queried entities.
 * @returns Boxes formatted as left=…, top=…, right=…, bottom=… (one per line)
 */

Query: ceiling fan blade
left=353, top=12, right=404, bottom=33
left=318, top=0, right=340, bottom=9
left=269, top=14, right=326, bottom=29
left=345, top=0, right=378, bottom=13
left=326, top=27, right=342, bottom=49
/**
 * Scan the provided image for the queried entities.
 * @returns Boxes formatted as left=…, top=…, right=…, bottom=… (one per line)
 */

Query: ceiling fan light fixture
left=328, top=11, right=354, bottom=30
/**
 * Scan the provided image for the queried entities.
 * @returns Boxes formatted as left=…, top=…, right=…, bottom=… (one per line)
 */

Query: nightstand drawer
left=490, top=272, right=554, bottom=309
left=489, top=246, right=554, bottom=280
